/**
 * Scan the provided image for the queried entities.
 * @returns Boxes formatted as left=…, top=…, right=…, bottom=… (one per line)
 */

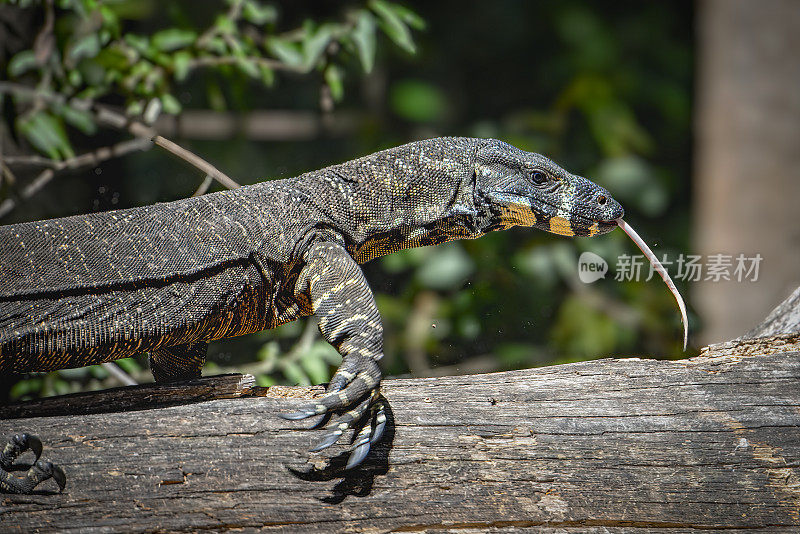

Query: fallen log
left=1, top=290, right=799, bottom=532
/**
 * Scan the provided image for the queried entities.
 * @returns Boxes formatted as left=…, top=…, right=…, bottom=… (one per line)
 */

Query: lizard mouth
left=526, top=197, right=620, bottom=228
left=485, top=192, right=621, bottom=235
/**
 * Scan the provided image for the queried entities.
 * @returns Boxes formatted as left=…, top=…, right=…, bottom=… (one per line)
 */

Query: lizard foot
left=0, top=433, right=66, bottom=494
left=280, top=359, right=385, bottom=469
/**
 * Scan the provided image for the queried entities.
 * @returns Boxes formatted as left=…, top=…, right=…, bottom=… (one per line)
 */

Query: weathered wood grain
left=1, top=373, right=258, bottom=419
left=742, top=286, right=800, bottom=339
left=1, top=348, right=798, bottom=533
left=702, top=285, right=800, bottom=359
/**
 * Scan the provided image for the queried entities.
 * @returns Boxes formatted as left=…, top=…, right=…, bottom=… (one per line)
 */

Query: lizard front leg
left=282, top=241, right=387, bottom=468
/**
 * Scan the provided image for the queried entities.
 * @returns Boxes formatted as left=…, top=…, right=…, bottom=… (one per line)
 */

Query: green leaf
left=387, top=3, right=425, bottom=30
left=78, top=58, right=106, bottom=86
left=369, top=0, right=416, bottom=54
left=68, top=69, right=83, bottom=87
left=226, top=36, right=245, bottom=57
left=57, top=104, right=97, bottom=135
left=68, top=34, right=101, bottom=62
left=160, top=93, right=182, bottom=114
left=256, top=374, right=276, bottom=387
left=99, top=5, right=120, bottom=34
left=390, top=79, right=447, bottom=123
left=126, top=100, right=144, bottom=116
left=256, top=341, right=280, bottom=364
left=17, top=112, right=75, bottom=160
left=94, top=47, right=129, bottom=70
left=282, top=361, right=310, bottom=386
left=58, top=367, right=91, bottom=380
left=214, top=14, right=236, bottom=35
left=10, top=377, right=42, bottom=400
left=88, top=365, right=108, bottom=379
left=8, top=50, right=37, bottom=77
left=302, top=24, right=335, bottom=71
left=351, top=11, right=377, bottom=73
left=265, top=37, right=304, bottom=68
left=206, top=37, right=227, bottom=55
left=242, top=0, right=278, bottom=25
left=206, top=82, right=227, bottom=111
left=115, top=357, right=142, bottom=374
left=76, top=86, right=101, bottom=100
left=152, top=28, right=197, bottom=52
left=324, top=64, right=344, bottom=102
left=258, top=63, right=275, bottom=86
left=235, top=57, right=260, bottom=78
left=123, top=34, right=150, bottom=55
left=172, top=50, right=193, bottom=81
left=300, top=349, right=330, bottom=385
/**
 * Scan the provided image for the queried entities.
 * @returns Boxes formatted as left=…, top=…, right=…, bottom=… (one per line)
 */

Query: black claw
left=345, top=441, right=371, bottom=469
left=26, top=434, right=43, bottom=460
left=1, top=435, right=67, bottom=494
left=52, top=464, right=67, bottom=492
left=371, top=418, right=386, bottom=445
left=30, top=460, right=66, bottom=493
left=309, top=430, right=342, bottom=452
left=279, top=409, right=317, bottom=421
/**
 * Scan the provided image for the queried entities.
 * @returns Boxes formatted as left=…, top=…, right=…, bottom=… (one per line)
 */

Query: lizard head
left=474, top=139, right=623, bottom=237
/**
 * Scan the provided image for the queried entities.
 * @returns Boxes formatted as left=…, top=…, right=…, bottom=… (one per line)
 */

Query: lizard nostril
left=597, top=195, right=607, bottom=206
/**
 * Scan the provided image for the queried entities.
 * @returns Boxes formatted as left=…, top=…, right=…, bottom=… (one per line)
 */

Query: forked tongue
left=616, top=218, right=688, bottom=351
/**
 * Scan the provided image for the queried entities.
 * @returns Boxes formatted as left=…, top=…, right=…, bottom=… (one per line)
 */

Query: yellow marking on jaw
left=587, top=222, right=599, bottom=237
left=500, top=202, right=537, bottom=227
left=549, top=216, right=574, bottom=236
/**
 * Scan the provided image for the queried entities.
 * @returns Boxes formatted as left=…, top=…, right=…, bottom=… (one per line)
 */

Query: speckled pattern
left=0, top=137, right=622, bottom=491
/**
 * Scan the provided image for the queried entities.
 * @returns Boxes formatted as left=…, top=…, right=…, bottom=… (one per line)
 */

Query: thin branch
left=0, top=138, right=151, bottom=219
left=191, top=174, right=215, bottom=197
left=0, top=81, right=70, bottom=107
left=0, top=82, right=156, bottom=140
left=2, top=154, right=60, bottom=167
left=0, top=82, right=240, bottom=214
left=196, top=0, right=244, bottom=48
left=0, top=161, right=18, bottom=187
left=152, top=135, right=240, bottom=190
left=189, top=55, right=299, bottom=72
left=100, top=362, right=138, bottom=387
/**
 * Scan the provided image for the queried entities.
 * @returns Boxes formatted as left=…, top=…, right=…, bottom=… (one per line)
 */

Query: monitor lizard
left=0, top=137, right=623, bottom=493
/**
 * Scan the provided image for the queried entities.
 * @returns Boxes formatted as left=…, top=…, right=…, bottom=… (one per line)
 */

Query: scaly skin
left=0, top=137, right=622, bottom=492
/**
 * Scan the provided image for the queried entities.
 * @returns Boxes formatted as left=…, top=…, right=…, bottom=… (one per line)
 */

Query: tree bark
left=2, top=346, right=799, bottom=532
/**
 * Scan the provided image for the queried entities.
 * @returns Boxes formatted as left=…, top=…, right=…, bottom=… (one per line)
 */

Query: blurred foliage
left=0, top=0, right=422, bottom=161
left=1, top=0, right=693, bottom=401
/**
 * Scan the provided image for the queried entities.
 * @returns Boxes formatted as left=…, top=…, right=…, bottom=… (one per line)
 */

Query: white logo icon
left=578, top=251, right=608, bottom=284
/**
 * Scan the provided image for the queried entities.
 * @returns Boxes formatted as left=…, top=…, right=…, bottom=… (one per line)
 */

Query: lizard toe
left=345, top=397, right=386, bottom=469
left=23, top=434, right=43, bottom=460
left=52, top=463, right=67, bottom=492
left=309, top=389, right=378, bottom=452
left=346, top=435, right=371, bottom=469
left=278, top=408, right=320, bottom=421
left=370, top=402, right=387, bottom=445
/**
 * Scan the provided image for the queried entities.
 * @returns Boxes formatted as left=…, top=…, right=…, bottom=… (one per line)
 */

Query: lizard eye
left=530, top=170, right=549, bottom=185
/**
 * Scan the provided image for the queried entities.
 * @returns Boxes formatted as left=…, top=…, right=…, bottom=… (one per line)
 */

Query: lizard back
left=0, top=185, right=289, bottom=299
